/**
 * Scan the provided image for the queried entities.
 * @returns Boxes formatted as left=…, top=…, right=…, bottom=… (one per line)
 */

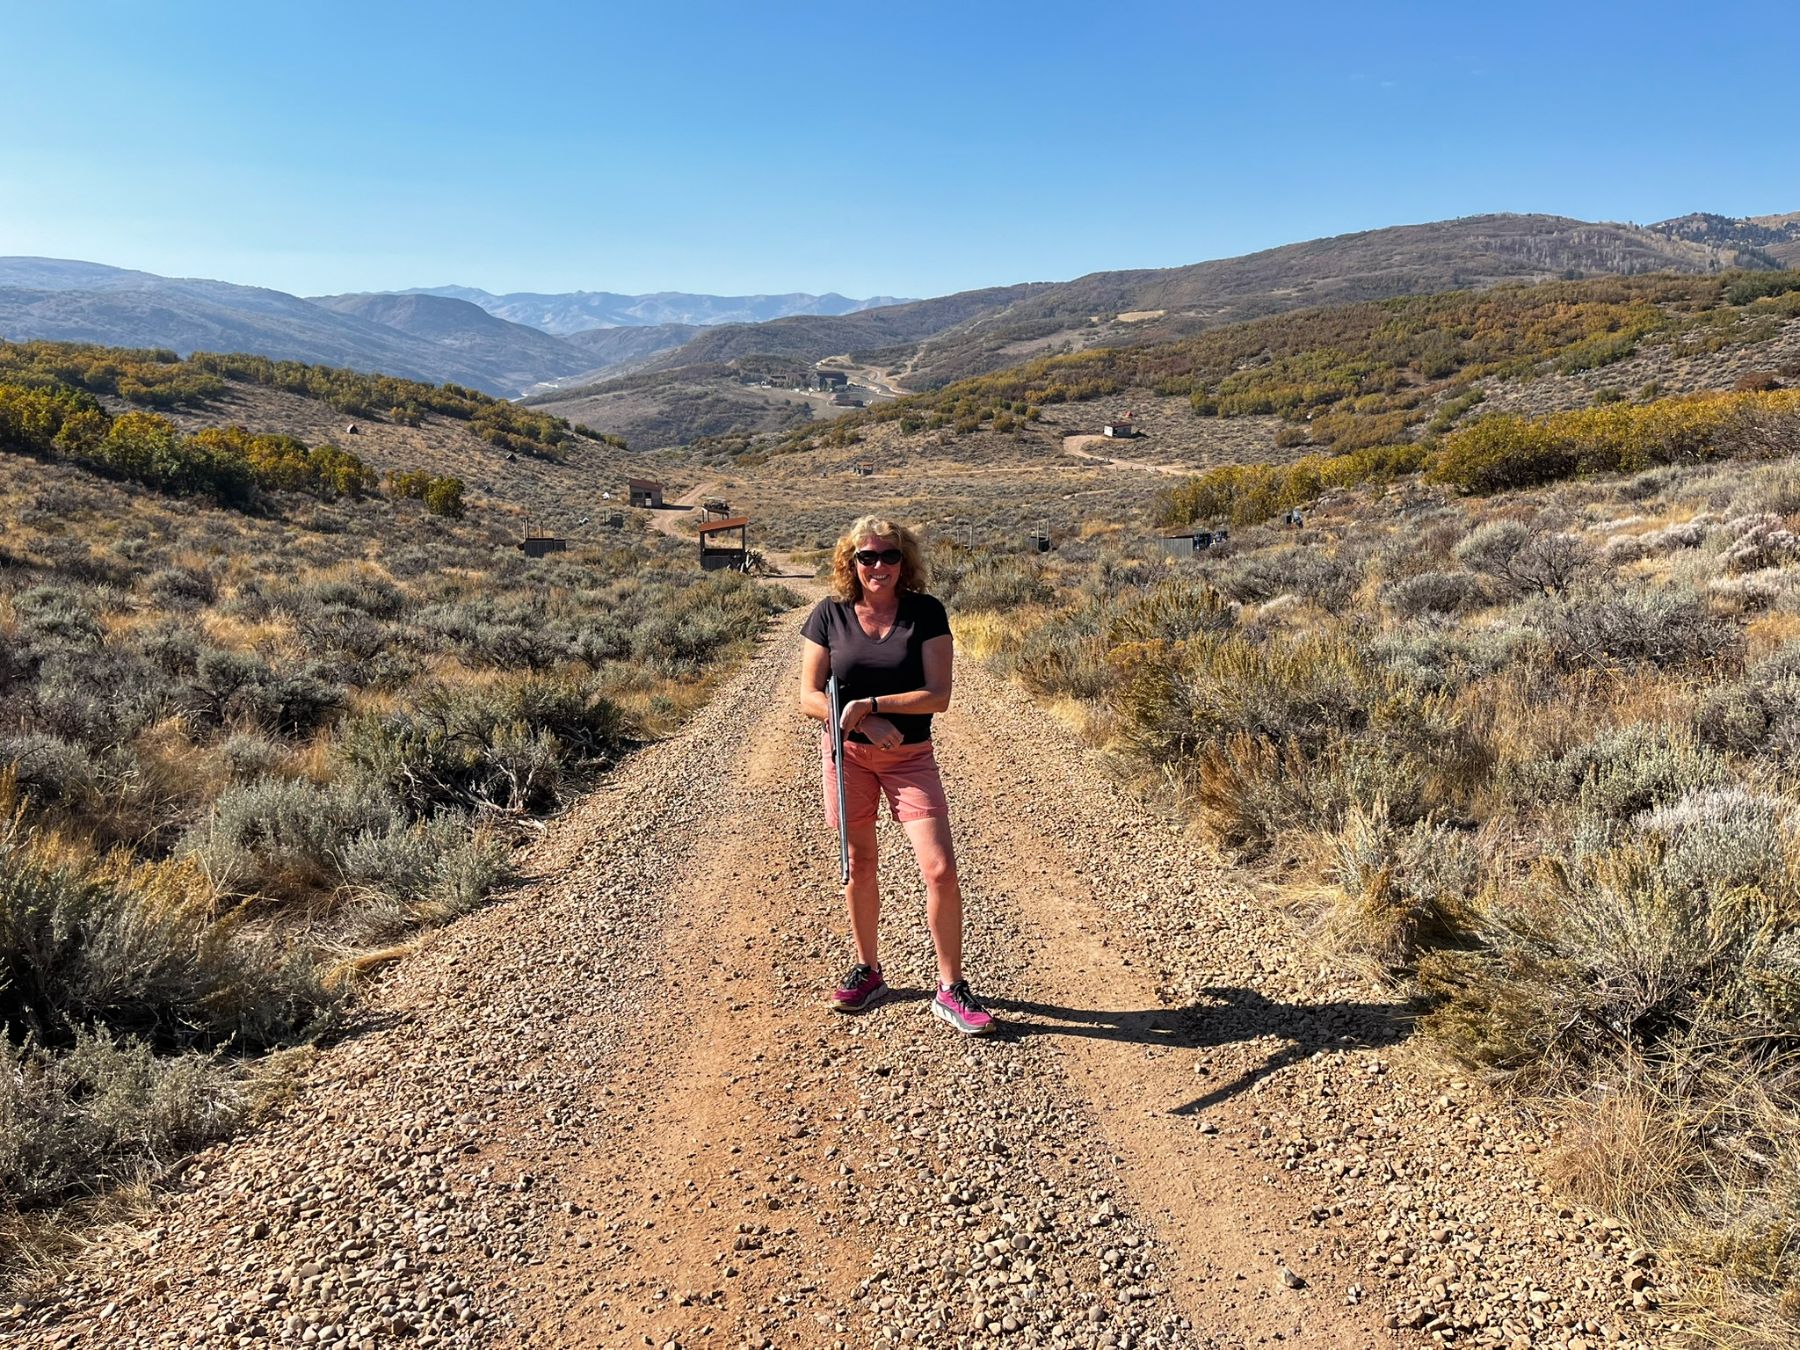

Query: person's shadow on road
left=979, top=986, right=1418, bottom=1114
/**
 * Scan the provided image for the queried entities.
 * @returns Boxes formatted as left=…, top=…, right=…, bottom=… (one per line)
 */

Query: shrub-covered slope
left=939, top=399, right=1800, bottom=1346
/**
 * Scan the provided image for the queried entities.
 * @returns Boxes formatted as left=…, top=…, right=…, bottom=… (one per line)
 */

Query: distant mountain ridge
left=399, top=285, right=912, bottom=334
left=531, top=210, right=1796, bottom=446
left=0, top=259, right=911, bottom=398
left=4, top=210, right=1792, bottom=422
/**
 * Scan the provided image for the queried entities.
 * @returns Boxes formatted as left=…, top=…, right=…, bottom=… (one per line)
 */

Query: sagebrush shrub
left=10, top=584, right=103, bottom=647
left=0, top=733, right=99, bottom=808
left=340, top=677, right=631, bottom=816
left=1422, top=844, right=1800, bottom=1079
left=1326, top=801, right=1482, bottom=978
left=0, top=1029, right=246, bottom=1206
left=0, top=825, right=330, bottom=1051
left=1696, top=643, right=1800, bottom=758
left=180, top=776, right=399, bottom=901
left=1380, top=570, right=1489, bottom=617
left=1211, top=546, right=1363, bottom=608
left=144, top=565, right=217, bottom=606
left=1529, top=586, right=1740, bottom=669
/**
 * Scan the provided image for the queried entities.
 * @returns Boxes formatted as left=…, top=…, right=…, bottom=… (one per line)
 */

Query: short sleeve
left=800, top=598, right=833, bottom=646
left=913, top=593, right=951, bottom=642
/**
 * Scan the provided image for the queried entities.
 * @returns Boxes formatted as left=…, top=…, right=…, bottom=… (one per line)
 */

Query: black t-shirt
left=801, top=591, right=952, bottom=744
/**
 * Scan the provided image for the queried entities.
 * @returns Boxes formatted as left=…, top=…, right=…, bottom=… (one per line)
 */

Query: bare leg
left=845, top=819, right=881, bottom=969
left=903, top=815, right=962, bottom=987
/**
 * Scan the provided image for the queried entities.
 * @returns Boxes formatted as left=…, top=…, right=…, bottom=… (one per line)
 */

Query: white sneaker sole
left=930, top=998, right=993, bottom=1035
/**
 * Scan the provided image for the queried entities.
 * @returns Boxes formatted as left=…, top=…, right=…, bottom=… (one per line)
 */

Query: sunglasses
left=854, top=548, right=904, bottom=567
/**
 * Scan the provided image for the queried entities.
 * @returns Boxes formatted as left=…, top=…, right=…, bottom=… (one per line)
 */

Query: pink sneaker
left=931, top=980, right=994, bottom=1035
left=832, top=962, right=888, bottom=1013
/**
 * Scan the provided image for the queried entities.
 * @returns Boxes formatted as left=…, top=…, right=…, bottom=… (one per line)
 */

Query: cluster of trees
left=383, top=470, right=466, bottom=518
left=1157, top=389, right=1800, bottom=525
left=1429, top=388, right=1800, bottom=492
left=0, top=379, right=381, bottom=508
left=0, top=343, right=628, bottom=459
left=0, top=341, right=225, bottom=409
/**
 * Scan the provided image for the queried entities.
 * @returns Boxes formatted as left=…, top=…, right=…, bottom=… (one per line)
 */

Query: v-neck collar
left=854, top=596, right=901, bottom=643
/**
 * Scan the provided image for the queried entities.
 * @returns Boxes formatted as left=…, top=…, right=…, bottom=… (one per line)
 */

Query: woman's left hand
left=858, top=715, right=904, bottom=750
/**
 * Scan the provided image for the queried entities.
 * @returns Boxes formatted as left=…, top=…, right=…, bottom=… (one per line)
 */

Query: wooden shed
left=698, top=516, right=750, bottom=572
left=628, top=478, right=664, bottom=509
left=519, top=535, right=568, bottom=558
left=1156, top=527, right=1227, bottom=558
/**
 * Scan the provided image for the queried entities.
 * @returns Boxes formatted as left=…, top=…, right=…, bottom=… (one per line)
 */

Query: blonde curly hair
left=830, top=515, right=929, bottom=602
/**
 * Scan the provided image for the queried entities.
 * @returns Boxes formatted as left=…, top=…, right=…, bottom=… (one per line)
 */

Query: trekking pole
left=826, top=675, right=850, bottom=886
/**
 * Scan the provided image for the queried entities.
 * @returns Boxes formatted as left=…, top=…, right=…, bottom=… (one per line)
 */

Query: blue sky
left=1, top=0, right=1795, bottom=299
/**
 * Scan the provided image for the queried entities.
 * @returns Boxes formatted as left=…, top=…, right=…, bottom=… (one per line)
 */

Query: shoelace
left=945, top=980, right=986, bottom=1013
left=842, top=963, right=876, bottom=990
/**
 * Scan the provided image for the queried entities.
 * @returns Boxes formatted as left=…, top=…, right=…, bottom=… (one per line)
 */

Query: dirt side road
left=13, top=607, right=1675, bottom=1350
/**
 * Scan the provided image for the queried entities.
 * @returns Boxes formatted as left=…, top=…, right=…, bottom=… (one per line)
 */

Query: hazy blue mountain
left=401, top=285, right=912, bottom=334
left=0, top=259, right=581, bottom=395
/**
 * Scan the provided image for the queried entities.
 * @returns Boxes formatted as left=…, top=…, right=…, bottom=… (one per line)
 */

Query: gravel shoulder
left=10, top=603, right=1681, bottom=1350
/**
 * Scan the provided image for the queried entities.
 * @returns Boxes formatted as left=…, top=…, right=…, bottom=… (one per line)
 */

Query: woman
left=798, top=515, right=993, bottom=1035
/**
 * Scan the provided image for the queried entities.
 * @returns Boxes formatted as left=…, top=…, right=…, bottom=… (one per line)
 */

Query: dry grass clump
left=944, top=450, right=1800, bottom=1344
left=0, top=451, right=796, bottom=1289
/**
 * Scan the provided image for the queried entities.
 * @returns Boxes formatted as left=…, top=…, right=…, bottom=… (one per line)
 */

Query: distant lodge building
left=697, top=516, right=750, bottom=571
left=1156, top=526, right=1228, bottom=558
left=519, top=534, right=568, bottom=559
left=628, top=478, right=664, bottom=509
left=812, top=370, right=850, bottom=391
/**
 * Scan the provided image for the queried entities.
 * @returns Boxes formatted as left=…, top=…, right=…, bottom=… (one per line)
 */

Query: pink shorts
left=821, top=733, right=951, bottom=828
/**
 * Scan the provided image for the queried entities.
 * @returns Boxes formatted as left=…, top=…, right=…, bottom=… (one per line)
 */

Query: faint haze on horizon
left=0, top=0, right=1795, bottom=302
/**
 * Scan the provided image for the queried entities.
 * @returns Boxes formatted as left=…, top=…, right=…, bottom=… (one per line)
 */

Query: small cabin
left=628, top=477, right=664, bottom=509
left=519, top=535, right=568, bottom=559
left=698, top=517, right=750, bottom=572
left=812, top=370, right=850, bottom=391
left=1103, top=421, right=1138, bottom=439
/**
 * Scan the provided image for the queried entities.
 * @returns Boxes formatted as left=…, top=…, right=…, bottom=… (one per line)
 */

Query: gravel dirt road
left=11, top=596, right=1681, bottom=1350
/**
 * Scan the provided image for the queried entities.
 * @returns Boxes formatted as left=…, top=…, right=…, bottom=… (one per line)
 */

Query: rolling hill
left=0, top=258, right=556, bottom=397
